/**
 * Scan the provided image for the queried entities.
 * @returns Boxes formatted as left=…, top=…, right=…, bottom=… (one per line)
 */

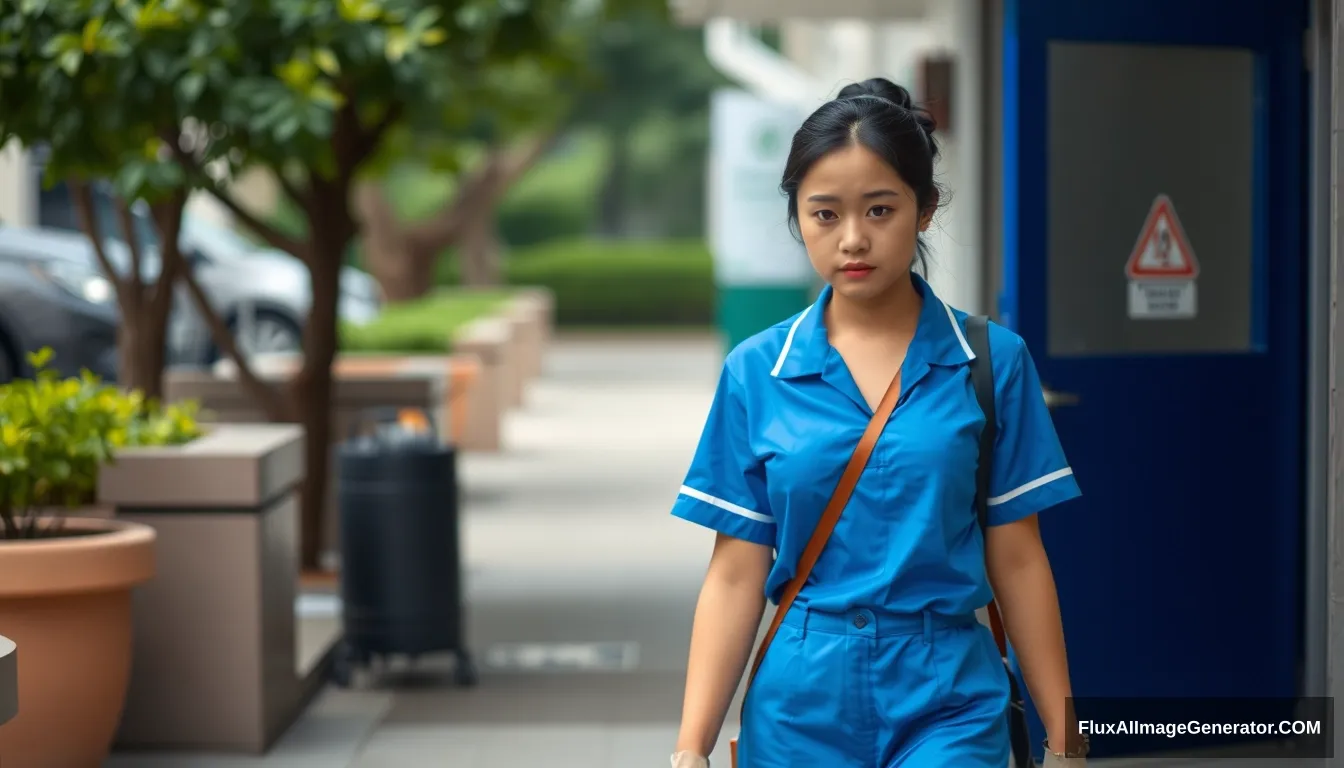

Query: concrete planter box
left=513, top=286, right=555, bottom=366
left=452, top=316, right=517, bottom=452
left=95, top=424, right=325, bottom=754
left=164, top=364, right=445, bottom=567
left=505, top=289, right=553, bottom=387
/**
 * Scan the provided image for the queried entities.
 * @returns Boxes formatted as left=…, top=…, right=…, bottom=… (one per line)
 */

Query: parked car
left=0, top=227, right=123, bottom=383
left=170, top=213, right=383, bottom=364
left=35, top=179, right=383, bottom=365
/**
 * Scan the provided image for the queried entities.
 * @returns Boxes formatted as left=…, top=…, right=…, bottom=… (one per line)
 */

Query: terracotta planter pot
left=0, top=516, right=156, bottom=767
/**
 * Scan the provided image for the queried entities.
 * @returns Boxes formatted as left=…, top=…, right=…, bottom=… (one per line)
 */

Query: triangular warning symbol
left=1124, top=194, right=1199, bottom=279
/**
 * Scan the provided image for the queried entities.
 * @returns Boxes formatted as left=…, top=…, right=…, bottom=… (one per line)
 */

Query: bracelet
left=1043, top=734, right=1090, bottom=758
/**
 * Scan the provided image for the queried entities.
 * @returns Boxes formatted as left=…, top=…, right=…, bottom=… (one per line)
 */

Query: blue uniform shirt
left=671, top=273, right=1082, bottom=617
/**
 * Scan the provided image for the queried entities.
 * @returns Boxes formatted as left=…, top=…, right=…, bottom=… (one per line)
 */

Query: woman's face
left=795, top=143, right=932, bottom=303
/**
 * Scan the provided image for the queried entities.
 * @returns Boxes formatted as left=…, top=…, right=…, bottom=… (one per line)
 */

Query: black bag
left=966, top=314, right=1039, bottom=768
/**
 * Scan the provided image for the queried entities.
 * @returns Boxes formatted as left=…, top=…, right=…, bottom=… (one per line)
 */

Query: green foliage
left=340, top=288, right=515, bottom=353
left=0, top=0, right=614, bottom=198
left=497, top=132, right=606, bottom=246
left=503, top=238, right=714, bottom=326
left=0, top=348, right=203, bottom=540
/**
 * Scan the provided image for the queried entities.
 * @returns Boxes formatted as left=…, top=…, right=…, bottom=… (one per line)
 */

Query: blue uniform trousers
left=738, top=603, right=1011, bottom=767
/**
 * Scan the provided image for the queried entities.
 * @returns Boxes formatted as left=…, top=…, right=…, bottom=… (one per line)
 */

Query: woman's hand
left=670, top=750, right=710, bottom=768
left=984, top=515, right=1077, bottom=755
left=674, top=534, right=771, bottom=759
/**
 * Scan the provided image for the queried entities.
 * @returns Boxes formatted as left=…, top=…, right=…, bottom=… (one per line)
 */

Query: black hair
left=780, top=77, right=944, bottom=273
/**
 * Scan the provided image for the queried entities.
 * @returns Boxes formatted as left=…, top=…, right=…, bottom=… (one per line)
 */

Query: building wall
left=0, top=142, right=35, bottom=228
left=917, top=0, right=984, bottom=315
left=773, top=4, right=987, bottom=315
left=1326, top=0, right=1344, bottom=730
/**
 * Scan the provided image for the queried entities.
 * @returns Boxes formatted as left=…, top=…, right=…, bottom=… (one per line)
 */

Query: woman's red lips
left=840, top=263, right=875, bottom=276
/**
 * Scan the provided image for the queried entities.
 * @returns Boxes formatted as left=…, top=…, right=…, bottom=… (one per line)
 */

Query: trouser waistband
left=782, top=602, right=979, bottom=643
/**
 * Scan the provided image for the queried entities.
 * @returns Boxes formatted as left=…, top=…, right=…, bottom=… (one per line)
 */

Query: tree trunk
left=67, top=180, right=177, bottom=399
left=292, top=184, right=348, bottom=571
left=116, top=309, right=168, bottom=400
left=458, top=213, right=503, bottom=286
left=353, top=134, right=559, bottom=297
left=353, top=181, right=437, bottom=302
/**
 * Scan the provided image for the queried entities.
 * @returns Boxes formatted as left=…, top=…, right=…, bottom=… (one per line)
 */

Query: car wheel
left=229, top=309, right=304, bottom=360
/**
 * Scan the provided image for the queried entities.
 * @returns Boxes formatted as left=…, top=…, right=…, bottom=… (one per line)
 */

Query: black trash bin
left=330, top=406, right=476, bottom=688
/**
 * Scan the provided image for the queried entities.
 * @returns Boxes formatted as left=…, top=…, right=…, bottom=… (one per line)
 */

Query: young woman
left=667, top=79, right=1086, bottom=767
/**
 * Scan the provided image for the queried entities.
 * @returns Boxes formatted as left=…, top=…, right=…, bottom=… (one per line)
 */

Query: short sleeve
left=985, top=335, right=1082, bottom=526
left=670, top=362, right=776, bottom=546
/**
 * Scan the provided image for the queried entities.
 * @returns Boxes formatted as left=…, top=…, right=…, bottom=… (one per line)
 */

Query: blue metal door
left=1000, top=0, right=1309, bottom=759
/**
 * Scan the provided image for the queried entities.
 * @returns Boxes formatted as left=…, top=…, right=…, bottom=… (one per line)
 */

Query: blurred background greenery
left=248, top=11, right=735, bottom=345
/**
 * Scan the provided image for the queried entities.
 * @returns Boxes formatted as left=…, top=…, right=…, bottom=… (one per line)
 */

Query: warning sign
left=1124, top=194, right=1199, bottom=319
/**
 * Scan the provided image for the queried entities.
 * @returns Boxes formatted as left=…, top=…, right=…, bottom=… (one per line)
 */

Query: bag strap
left=965, top=314, right=1009, bottom=658
left=738, top=369, right=904, bottom=712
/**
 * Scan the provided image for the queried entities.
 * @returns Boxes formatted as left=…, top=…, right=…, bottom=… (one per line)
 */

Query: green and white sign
left=707, top=89, right=815, bottom=351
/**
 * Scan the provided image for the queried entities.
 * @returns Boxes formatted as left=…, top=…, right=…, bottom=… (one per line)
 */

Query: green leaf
left=40, top=33, right=80, bottom=57
left=177, top=71, right=205, bottom=102
left=384, top=27, right=411, bottom=62
left=26, top=347, right=53, bottom=369
left=114, top=161, right=148, bottom=198
left=80, top=17, right=103, bottom=54
left=313, top=47, right=340, bottom=76
left=277, top=57, right=317, bottom=90
left=57, top=49, right=83, bottom=76
left=419, top=27, right=446, bottom=46
left=337, top=0, right=379, bottom=22
left=308, top=81, right=345, bottom=109
left=274, top=113, right=302, bottom=142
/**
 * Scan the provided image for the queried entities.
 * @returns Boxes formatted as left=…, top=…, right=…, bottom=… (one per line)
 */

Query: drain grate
left=484, top=641, right=640, bottom=672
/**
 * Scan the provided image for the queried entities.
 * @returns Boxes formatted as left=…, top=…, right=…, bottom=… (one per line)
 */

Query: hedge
left=339, top=288, right=514, bottom=353
left=501, top=238, right=715, bottom=327
left=339, top=238, right=716, bottom=354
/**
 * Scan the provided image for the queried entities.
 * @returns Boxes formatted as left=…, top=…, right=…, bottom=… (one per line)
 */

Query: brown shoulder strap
left=738, top=371, right=903, bottom=710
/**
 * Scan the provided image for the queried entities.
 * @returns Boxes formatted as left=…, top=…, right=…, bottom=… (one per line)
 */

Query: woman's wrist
left=1044, top=732, right=1089, bottom=758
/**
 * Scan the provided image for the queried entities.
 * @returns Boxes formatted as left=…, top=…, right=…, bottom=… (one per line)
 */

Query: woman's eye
left=869, top=205, right=893, bottom=217
left=813, top=210, right=837, bottom=222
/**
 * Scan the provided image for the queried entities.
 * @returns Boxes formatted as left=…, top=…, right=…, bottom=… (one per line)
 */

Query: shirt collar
left=769, top=272, right=976, bottom=380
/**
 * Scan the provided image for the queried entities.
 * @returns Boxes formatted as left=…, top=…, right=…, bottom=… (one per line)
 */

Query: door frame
left=1304, top=0, right=1333, bottom=702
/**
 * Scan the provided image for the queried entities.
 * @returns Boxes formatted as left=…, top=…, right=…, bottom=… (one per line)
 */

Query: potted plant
left=0, top=348, right=202, bottom=766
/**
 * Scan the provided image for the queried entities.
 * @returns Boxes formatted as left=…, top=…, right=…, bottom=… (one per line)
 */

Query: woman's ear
left=918, top=207, right=935, bottom=232
left=918, top=191, right=940, bottom=232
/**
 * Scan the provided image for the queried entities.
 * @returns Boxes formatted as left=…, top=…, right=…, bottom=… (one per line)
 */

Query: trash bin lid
left=341, top=406, right=442, bottom=454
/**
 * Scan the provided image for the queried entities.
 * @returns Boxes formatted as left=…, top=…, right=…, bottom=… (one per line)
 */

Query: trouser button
left=853, top=613, right=868, bottom=629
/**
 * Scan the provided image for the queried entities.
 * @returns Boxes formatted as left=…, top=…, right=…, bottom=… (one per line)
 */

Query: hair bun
left=838, top=77, right=914, bottom=109
left=838, top=77, right=938, bottom=137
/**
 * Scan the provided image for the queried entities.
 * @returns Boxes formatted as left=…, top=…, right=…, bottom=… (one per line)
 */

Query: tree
left=3, top=0, right=665, bottom=570
left=0, top=3, right=250, bottom=404
left=569, top=10, right=727, bottom=237
left=355, top=48, right=578, bottom=299
left=353, top=0, right=684, bottom=300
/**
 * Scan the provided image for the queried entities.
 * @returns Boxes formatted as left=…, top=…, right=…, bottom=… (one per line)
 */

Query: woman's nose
left=839, top=222, right=868, bottom=254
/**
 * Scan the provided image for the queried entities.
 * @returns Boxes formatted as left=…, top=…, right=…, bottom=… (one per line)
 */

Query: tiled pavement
left=104, top=335, right=1303, bottom=768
